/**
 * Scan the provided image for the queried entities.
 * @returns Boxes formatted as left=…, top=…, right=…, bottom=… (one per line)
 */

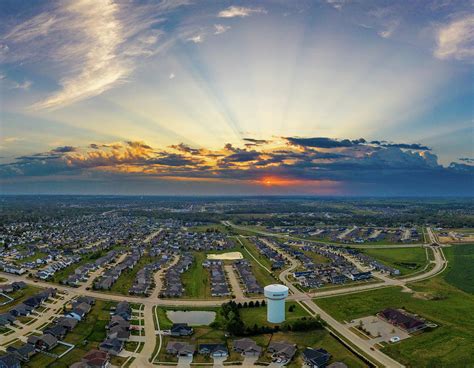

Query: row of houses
left=202, top=260, right=231, bottom=297
left=342, top=248, right=400, bottom=275
left=282, top=242, right=373, bottom=289
left=0, top=292, right=91, bottom=367
left=160, top=254, right=194, bottom=298
left=233, top=259, right=263, bottom=294
left=0, top=281, right=26, bottom=295
left=166, top=337, right=338, bottom=367
left=99, top=301, right=132, bottom=356
left=252, top=238, right=286, bottom=270
left=62, top=250, right=119, bottom=286
left=94, top=249, right=143, bottom=290
left=128, top=255, right=170, bottom=295
left=35, top=255, right=81, bottom=280
left=0, top=288, right=57, bottom=327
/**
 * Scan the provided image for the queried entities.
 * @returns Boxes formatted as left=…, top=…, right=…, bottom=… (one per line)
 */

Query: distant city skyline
left=1, top=0, right=473, bottom=195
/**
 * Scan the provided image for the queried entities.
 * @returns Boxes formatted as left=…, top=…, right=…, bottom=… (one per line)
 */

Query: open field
left=239, top=302, right=308, bottom=327
left=22, top=299, right=116, bottom=368
left=443, top=243, right=474, bottom=294
left=316, top=265, right=474, bottom=367
left=361, top=247, right=428, bottom=276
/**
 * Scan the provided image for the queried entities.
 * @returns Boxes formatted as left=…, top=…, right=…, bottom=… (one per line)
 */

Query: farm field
left=443, top=244, right=474, bottom=294
left=316, top=259, right=474, bottom=367
left=361, top=247, right=428, bottom=276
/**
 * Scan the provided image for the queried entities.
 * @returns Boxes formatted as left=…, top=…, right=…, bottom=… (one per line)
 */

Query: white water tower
left=264, top=284, right=289, bottom=323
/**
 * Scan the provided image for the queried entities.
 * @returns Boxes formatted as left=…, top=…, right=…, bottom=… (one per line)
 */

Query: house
left=6, top=343, right=36, bottom=362
left=0, top=313, right=15, bottom=326
left=114, top=301, right=131, bottom=321
left=233, top=338, right=262, bottom=356
left=9, top=304, right=33, bottom=317
left=198, top=343, right=228, bottom=357
left=99, top=338, right=123, bottom=356
left=166, top=341, right=195, bottom=357
left=302, top=348, right=331, bottom=368
left=107, top=326, right=130, bottom=341
left=267, top=341, right=297, bottom=363
left=0, top=354, right=20, bottom=368
left=170, top=323, right=193, bottom=337
left=75, top=349, right=110, bottom=368
left=44, top=324, right=68, bottom=339
left=27, top=334, right=58, bottom=351
left=55, top=316, right=78, bottom=331
left=107, top=315, right=130, bottom=330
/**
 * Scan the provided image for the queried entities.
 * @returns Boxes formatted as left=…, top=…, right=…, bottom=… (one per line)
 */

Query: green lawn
left=237, top=237, right=278, bottom=286
left=316, top=264, right=474, bottom=367
left=181, top=252, right=210, bottom=298
left=239, top=302, right=308, bottom=327
left=361, top=247, right=428, bottom=276
left=108, top=255, right=157, bottom=295
left=444, top=244, right=474, bottom=294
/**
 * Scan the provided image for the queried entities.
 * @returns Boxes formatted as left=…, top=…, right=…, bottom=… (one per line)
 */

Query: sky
left=0, top=0, right=473, bottom=196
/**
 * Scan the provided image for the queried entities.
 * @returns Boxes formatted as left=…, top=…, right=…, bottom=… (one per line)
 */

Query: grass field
left=316, top=252, right=474, bottom=367
left=237, top=237, right=278, bottom=286
left=443, top=243, right=474, bottom=294
left=23, top=299, right=116, bottom=368
left=361, top=247, right=428, bottom=276
left=239, top=302, right=308, bottom=327
left=181, top=251, right=211, bottom=298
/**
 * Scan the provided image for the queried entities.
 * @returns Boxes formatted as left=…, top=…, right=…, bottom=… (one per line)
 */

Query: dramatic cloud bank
left=1, top=137, right=472, bottom=196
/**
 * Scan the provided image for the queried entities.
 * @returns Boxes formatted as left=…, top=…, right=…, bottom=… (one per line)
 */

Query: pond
left=166, top=310, right=216, bottom=326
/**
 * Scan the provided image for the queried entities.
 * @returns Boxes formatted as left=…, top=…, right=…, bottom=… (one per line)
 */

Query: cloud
left=326, top=0, right=347, bottom=11
left=434, top=15, right=474, bottom=61
left=11, top=79, right=32, bottom=90
left=379, top=18, right=400, bottom=38
left=217, top=6, right=267, bottom=18
left=3, top=0, right=189, bottom=110
left=1, top=137, right=472, bottom=195
left=169, top=72, right=175, bottom=79
left=187, top=34, right=205, bottom=43
left=285, top=137, right=366, bottom=148
left=214, top=24, right=231, bottom=35
left=51, top=146, right=77, bottom=153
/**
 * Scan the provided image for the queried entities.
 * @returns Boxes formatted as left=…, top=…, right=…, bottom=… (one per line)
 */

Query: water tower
left=264, top=284, right=289, bottom=323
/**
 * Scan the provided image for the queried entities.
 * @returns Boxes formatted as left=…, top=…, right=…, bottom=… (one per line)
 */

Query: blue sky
left=0, top=0, right=473, bottom=195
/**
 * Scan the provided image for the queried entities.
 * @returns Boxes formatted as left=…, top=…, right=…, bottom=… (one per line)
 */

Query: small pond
left=166, top=310, right=216, bottom=326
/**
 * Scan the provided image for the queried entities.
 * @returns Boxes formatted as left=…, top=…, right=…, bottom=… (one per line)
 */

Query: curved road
left=0, top=224, right=447, bottom=368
